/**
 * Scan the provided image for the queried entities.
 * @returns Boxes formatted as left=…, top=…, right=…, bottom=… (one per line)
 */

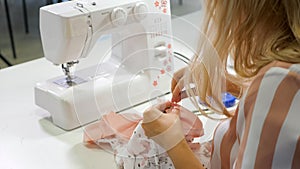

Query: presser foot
left=53, top=75, right=87, bottom=88
left=54, top=60, right=86, bottom=88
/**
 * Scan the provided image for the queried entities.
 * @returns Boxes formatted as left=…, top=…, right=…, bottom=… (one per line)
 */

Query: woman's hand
left=171, top=66, right=190, bottom=102
left=172, top=64, right=246, bottom=103
left=142, top=101, right=204, bottom=169
left=142, top=101, right=185, bottom=151
left=142, top=101, right=203, bottom=151
left=171, top=60, right=212, bottom=102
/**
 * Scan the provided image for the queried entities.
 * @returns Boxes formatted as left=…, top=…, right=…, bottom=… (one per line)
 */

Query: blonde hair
left=187, top=0, right=300, bottom=118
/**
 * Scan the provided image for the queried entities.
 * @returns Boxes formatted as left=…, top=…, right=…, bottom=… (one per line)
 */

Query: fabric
left=84, top=108, right=205, bottom=169
left=211, top=61, right=300, bottom=169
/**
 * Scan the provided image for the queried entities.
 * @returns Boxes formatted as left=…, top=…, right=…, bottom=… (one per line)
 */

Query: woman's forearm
left=167, top=139, right=204, bottom=169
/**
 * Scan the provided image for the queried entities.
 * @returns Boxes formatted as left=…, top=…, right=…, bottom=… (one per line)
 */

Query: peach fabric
left=83, top=111, right=142, bottom=143
left=84, top=108, right=204, bottom=148
left=83, top=106, right=204, bottom=169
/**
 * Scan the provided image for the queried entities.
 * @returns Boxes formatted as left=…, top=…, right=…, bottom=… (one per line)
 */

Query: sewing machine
left=34, top=0, right=173, bottom=130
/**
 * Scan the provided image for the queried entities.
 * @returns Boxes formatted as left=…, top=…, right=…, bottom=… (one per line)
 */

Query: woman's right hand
left=171, top=66, right=190, bottom=102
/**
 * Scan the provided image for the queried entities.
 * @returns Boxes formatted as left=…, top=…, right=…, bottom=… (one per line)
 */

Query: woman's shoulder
left=241, top=61, right=300, bottom=119
left=231, top=61, right=300, bottom=169
left=249, top=61, right=300, bottom=91
left=257, top=61, right=300, bottom=77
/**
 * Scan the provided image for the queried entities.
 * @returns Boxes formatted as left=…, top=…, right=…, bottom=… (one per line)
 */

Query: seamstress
left=142, top=0, right=300, bottom=168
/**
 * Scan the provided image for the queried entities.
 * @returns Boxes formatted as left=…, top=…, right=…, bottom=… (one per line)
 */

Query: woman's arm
left=142, top=102, right=204, bottom=169
left=167, top=139, right=204, bottom=169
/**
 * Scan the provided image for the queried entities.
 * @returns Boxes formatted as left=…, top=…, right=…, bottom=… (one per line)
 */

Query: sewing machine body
left=35, top=0, right=173, bottom=130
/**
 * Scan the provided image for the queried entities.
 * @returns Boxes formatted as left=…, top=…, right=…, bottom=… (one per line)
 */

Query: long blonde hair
left=187, top=0, right=300, bottom=117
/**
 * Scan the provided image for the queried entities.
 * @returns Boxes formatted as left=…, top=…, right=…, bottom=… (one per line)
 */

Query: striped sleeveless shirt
left=210, top=61, right=300, bottom=169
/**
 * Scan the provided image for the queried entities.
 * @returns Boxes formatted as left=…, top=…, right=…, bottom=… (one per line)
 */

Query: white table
left=0, top=11, right=219, bottom=169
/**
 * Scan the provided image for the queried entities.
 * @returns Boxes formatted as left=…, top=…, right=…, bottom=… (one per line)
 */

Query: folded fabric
left=84, top=111, right=142, bottom=143
left=83, top=108, right=204, bottom=169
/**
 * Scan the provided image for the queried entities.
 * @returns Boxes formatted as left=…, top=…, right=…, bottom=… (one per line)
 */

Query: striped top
left=211, top=61, right=300, bottom=169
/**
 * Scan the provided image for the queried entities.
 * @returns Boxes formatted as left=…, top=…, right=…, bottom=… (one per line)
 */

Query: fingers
left=154, top=101, right=173, bottom=112
left=171, top=67, right=187, bottom=92
left=185, top=135, right=201, bottom=150
left=143, top=101, right=184, bottom=123
left=187, top=142, right=201, bottom=151
left=171, top=78, right=185, bottom=102
left=169, top=106, right=181, bottom=116
left=164, top=102, right=192, bottom=116
left=172, top=86, right=200, bottom=102
left=143, top=101, right=173, bottom=123
left=171, top=66, right=194, bottom=102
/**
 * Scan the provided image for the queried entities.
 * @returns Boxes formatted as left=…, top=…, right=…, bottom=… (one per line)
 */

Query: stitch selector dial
left=111, top=7, right=128, bottom=26
left=134, top=2, right=148, bottom=21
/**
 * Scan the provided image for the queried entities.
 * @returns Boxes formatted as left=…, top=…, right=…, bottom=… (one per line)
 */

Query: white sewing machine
left=34, top=0, right=174, bottom=130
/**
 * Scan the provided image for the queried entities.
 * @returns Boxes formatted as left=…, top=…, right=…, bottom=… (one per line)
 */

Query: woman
left=142, top=0, right=300, bottom=168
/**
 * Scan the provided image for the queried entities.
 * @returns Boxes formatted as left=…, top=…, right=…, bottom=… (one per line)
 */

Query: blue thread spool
left=222, top=92, right=236, bottom=108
